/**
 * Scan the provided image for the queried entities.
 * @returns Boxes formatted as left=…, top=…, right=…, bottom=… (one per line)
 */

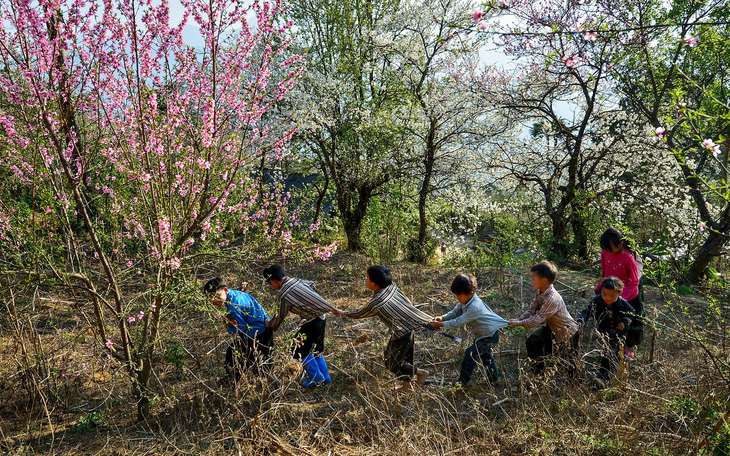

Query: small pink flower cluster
left=703, top=139, right=721, bottom=158
left=562, top=55, right=582, bottom=68
left=683, top=36, right=699, bottom=47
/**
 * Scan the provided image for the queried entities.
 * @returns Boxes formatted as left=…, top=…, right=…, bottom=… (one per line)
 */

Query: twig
left=206, top=339, right=229, bottom=355
left=328, top=362, right=355, bottom=380
left=698, top=410, right=730, bottom=450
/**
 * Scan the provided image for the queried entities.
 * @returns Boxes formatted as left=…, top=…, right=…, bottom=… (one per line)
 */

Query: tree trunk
left=550, top=212, right=571, bottom=259
left=343, top=218, right=364, bottom=251
left=312, top=168, right=329, bottom=227
left=570, top=206, right=590, bottom=261
left=572, top=219, right=589, bottom=260
left=135, top=292, right=164, bottom=421
left=341, top=186, right=373, bottom=251
left=686, top=228, right=729, bottom=283
left=416, top=129, right=436, bottom=263
left=135, top=379, right=150, bottom=422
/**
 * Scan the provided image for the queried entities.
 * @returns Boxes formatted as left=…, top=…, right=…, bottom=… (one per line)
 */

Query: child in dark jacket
left=578, top=276, right=635, bottom=388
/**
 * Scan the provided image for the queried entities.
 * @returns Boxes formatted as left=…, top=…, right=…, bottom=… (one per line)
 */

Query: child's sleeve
left=620, top=301, right=635, bottom=327
left=576, top=301, right=593, bottom=325
left=442, top=303, right=462, bottom=322
left=443, top=303, right=475, bottom=329
left=267, top=297, right=289, bottom=331
left=241, top=295, right=269, bottom=324
left=516, top=298, right=538, bottom=321
left=345, top=299, right=379, bottom=319
left=224, top=305, right=239, bottom=334
left=624, top=252, right=640, bottom=295
left=517, top=308, right=549, bottom=329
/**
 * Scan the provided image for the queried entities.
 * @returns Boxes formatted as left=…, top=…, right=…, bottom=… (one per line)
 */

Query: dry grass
left=1, top=252, right=727, bottom=455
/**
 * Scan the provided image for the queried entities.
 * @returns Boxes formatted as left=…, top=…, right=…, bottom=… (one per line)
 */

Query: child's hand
left=226, top=316, right=238, bottom=328
left=331, top=308, right=346, bottom=315
left=508, top=319, right=521, bottom=328
left=433, top=316, right=443, bottom=322
left=264, top=319, right=271, bottom=328
left=616, top=322, right=625, bottom=331
left=429, top=320, right=443, bottom=329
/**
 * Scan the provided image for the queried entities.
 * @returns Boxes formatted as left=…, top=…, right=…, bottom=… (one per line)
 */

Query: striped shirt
left=345, top=284, right=433, bottom=339
left=516, top=285, right=578, bottom=343
left=268, top=277, right=335, bottom=331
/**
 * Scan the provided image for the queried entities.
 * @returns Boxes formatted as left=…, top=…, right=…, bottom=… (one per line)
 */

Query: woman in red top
left=594, top=228, right=643, bottom=358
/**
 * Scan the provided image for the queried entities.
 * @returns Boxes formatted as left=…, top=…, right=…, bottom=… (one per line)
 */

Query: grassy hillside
left=1, top=253, right=727, bottom=455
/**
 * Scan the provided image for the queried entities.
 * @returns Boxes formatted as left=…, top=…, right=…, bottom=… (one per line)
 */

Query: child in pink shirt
left=594, top=228, right=643, bottom=358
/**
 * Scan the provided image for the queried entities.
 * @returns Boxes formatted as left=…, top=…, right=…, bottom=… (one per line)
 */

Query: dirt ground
left=1, top=252, right=728, bottom=455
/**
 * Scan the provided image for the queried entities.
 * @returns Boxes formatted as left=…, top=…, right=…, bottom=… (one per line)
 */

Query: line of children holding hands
left=204, top=228, right=643, bottom=391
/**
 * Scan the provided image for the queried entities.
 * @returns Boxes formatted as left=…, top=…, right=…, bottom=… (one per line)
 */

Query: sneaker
left=591, top=377, right=607, bottom=389
left=624, top=348, right=635, bottom=361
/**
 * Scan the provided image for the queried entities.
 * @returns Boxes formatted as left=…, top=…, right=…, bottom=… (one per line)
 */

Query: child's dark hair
left=451, top=274, right=477, bottom=295
left=263, top=264, right=286, bottom=282
left=600, top=228, right=634, bottom=254
left=367, top=266, right=392, bottom=289
left=600, top=276, right=625, bottom=293
left=203, top=277, right=226, bottom=295
left=531, top=260, right=558, bottom=283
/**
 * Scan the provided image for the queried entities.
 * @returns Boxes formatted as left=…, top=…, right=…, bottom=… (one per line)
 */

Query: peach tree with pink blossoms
left=0, top=0, right=331, bottom=418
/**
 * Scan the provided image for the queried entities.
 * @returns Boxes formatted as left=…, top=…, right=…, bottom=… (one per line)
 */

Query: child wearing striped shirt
left=340, top=266, right=433, bottom=393
left=263, top=264, right=344, bottom=387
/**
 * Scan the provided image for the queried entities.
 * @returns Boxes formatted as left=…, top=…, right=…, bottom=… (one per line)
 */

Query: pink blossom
left=703, top=139, right=716, bottom=149
left=137, top=311, right=145, bottom=320
left=473, top=9, right=483, bottom=22
left=496, top=0, right=508, bottom=7
left=583, top=31, right=597, bottom=41
left=105, top=339, right=114, bottom=349
left=684, top=36, right=699, bottom=47
left=563, top=55, right=582, bottom=68
left=127, top=316, right=136, bottom=323
left=712, top=145, right=721, bottom=159
left=655, top=127, right=665, bottom=138
left=700, top=222, right=707, bottom=231
left=477, top=21, right=488, bottom=31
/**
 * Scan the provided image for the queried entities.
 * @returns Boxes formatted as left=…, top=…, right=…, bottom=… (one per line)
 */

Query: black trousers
left=598, top=334, right=625, bottom=381
left=293, top=316, right=326, bottom=359
left=625, top=293, right=644, bottom=348
left=459, top=332, right=499, bottom=385
left=525, top=326, right=579, bottom=380
left=385, top=332, right=416, bottom=381
left=225, top=328, right=273, bottom=380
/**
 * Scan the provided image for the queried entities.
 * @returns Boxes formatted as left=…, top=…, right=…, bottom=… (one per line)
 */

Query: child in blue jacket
left=204, top=277, right=273, bottom=380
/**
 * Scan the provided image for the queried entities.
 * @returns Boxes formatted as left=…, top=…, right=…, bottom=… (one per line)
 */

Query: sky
left=167, top=0, right=575, bottom=120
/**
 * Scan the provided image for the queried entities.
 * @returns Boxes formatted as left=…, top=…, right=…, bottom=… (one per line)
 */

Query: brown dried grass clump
left=1, top=253, right=727, bottom=455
